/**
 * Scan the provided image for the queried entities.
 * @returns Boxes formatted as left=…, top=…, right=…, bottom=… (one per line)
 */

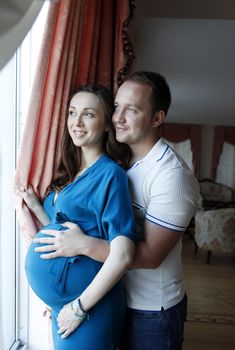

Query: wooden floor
left=182, top=234, right=235, bottom=350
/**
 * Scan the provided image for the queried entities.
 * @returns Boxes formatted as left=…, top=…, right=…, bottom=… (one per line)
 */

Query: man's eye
left=127, top=107, right=137, bottom=113
left=83, top=112, right=94, bottom=118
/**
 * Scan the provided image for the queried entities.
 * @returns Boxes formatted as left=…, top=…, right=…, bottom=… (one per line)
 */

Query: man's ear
left=152, top=110, right=165, bottom=128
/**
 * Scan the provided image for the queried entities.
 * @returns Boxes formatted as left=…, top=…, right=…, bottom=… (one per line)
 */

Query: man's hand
left=33, top=222, right=86, bottom=259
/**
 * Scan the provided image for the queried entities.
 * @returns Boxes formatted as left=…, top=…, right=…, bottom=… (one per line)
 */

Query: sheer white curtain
left=163, top=138, right=194, bottom=172
left=216, top=142, right=235, bottom=191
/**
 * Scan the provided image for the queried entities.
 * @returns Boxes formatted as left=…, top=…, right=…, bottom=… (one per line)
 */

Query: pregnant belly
left=25, top=224, right=102, bottom=306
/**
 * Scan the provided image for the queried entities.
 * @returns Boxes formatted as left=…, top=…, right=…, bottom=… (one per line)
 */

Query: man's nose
left=113, top=108, right=126, bottom=123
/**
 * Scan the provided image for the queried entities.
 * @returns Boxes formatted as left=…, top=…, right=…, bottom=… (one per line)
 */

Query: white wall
left=131, top=16, right=235, bottom=126
left=130, top=14, right=234, bottom=181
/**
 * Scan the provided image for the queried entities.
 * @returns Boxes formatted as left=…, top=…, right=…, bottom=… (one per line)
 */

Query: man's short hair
left=126, top=71, right=171, bottom=115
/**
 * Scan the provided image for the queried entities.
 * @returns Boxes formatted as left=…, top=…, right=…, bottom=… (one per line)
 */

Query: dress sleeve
left=100, top=168, right=140, bottom=242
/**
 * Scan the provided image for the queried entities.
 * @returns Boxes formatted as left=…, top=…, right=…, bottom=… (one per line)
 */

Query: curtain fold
left=215, top=142, right=235, bottom=191
left=115, top=0, right=136, bottom=88
left=161, top=123, right=201, bottom=178
left=14, top=0, right=136, bottom=244
left=211, top=126, right=235, bottom=180
left=76, top=0, right=115, bottom=86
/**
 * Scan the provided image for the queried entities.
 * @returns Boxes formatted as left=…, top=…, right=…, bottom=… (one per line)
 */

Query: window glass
left=0, top=2, right=48, bottom=349
left=0, top=54, right=17, bottom=350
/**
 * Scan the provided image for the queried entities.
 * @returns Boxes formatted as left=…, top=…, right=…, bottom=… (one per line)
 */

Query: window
left=0, top=52, right=17, bottom=350
left=0, top=3, right=48, bottom=349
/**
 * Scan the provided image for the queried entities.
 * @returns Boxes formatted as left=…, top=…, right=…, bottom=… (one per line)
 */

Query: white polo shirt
left=124, top=138, right=200, bottom=311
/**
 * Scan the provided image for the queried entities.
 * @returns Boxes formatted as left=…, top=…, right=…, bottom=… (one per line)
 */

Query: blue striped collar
left=129, top=138, right=169, bottom=169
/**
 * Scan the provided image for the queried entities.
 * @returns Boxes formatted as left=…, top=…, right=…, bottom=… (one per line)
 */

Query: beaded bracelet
left=70, top=300, right=88, bottom=321
left=77, top=298, right=89, bottom=320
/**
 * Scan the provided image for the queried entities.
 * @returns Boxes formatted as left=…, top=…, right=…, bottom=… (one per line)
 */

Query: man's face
left=112, top=81, right=154, bottom=146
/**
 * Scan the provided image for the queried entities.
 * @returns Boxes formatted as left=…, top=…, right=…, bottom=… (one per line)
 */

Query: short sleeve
left=100, top=168, right=139, bottom=242
left=146, top=168, right=200, bottom=232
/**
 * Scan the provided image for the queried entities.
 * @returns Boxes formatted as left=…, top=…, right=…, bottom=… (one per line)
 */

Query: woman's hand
left=15, top=185, right=50, bottom=226
left=57, top=299, right=83, bottom=338
left=15, top=185, right=42, bottom=211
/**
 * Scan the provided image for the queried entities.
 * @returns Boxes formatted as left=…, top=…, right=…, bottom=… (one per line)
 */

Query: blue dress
left=25, top=155, right=138, bottom=350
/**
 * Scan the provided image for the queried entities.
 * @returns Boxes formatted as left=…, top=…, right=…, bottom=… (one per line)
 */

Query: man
left=34, top=71, right=200, bottom=349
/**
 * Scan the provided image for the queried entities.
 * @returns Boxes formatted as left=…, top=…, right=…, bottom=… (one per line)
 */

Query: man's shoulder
left=142, top=144, right=199, bottom=194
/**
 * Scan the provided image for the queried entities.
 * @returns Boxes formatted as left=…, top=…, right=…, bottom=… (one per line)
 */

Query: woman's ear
left=152, top=110, right=165, bottom=128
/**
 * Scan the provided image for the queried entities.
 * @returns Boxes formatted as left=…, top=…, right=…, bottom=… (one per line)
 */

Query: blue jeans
left=121, top=294, right=187, bottom=350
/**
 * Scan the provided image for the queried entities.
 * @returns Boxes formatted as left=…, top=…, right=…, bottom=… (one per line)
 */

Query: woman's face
left=67, top=92, right=106, bottom=150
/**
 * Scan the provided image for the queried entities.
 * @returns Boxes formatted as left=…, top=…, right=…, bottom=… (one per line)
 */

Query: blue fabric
left=121, top=294, right=187, bottom=350
left=25, top=155, right=138, bottom=350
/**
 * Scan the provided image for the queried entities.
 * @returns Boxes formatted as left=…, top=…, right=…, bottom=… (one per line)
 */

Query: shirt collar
left=140, top=138, right=169, bottom=163
left=128, top=138, right=169, bottom=170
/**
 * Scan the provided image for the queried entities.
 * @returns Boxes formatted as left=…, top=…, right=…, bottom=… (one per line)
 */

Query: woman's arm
left=57, top=235, right=135, bottom=338
left=15, top=185, right=50, bottom=226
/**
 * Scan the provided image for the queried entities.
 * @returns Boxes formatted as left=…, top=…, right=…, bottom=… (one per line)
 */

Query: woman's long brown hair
left=49, top=85, right=131, bottom=193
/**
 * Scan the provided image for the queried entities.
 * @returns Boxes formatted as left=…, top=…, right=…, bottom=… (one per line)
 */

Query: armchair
left=194, top=208, right=235, bottom=263
left=187, top=180, right=235, bottom=262
left=199, top=179, right=233, bottom=209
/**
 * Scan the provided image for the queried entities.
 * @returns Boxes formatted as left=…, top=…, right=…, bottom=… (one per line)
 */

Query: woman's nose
left=75, top=114, right=84, bottom=125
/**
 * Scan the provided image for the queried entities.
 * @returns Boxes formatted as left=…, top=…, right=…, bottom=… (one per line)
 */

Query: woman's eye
left=69, top=110, right=77, bottom=117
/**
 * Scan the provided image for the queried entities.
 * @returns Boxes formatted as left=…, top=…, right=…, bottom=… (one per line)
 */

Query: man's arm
left=34, top=222, right=110, bottom=262
left=34, top=221, right=182, bottom=269
left=130, top=219, right=182, bottom=269
left=81, top=219, right=183, bottom=269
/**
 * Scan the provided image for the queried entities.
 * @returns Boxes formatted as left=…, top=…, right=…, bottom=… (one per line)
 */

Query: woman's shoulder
left=88, top=156, right=128, bottom=199
left=90, top=155, right=128, bottom=186
left=101, top=155, right=127, bottom=176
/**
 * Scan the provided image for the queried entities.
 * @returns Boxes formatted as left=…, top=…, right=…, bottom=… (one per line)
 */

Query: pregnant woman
left=16, top=85, right=138, bottom=350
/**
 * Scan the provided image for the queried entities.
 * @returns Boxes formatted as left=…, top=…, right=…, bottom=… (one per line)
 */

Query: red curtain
left=14, top=0, right=136, bottom=244
left=161, top=123, right=201, bottom=178
left=211, top=126, right=235, bottom=179
left=76, top=0, right=135, bottom=90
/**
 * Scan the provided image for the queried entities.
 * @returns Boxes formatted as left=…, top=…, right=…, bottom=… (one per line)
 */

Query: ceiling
left=132, top=0, right=235, bottom=125
left=0, top=0, right=43, bottom=70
